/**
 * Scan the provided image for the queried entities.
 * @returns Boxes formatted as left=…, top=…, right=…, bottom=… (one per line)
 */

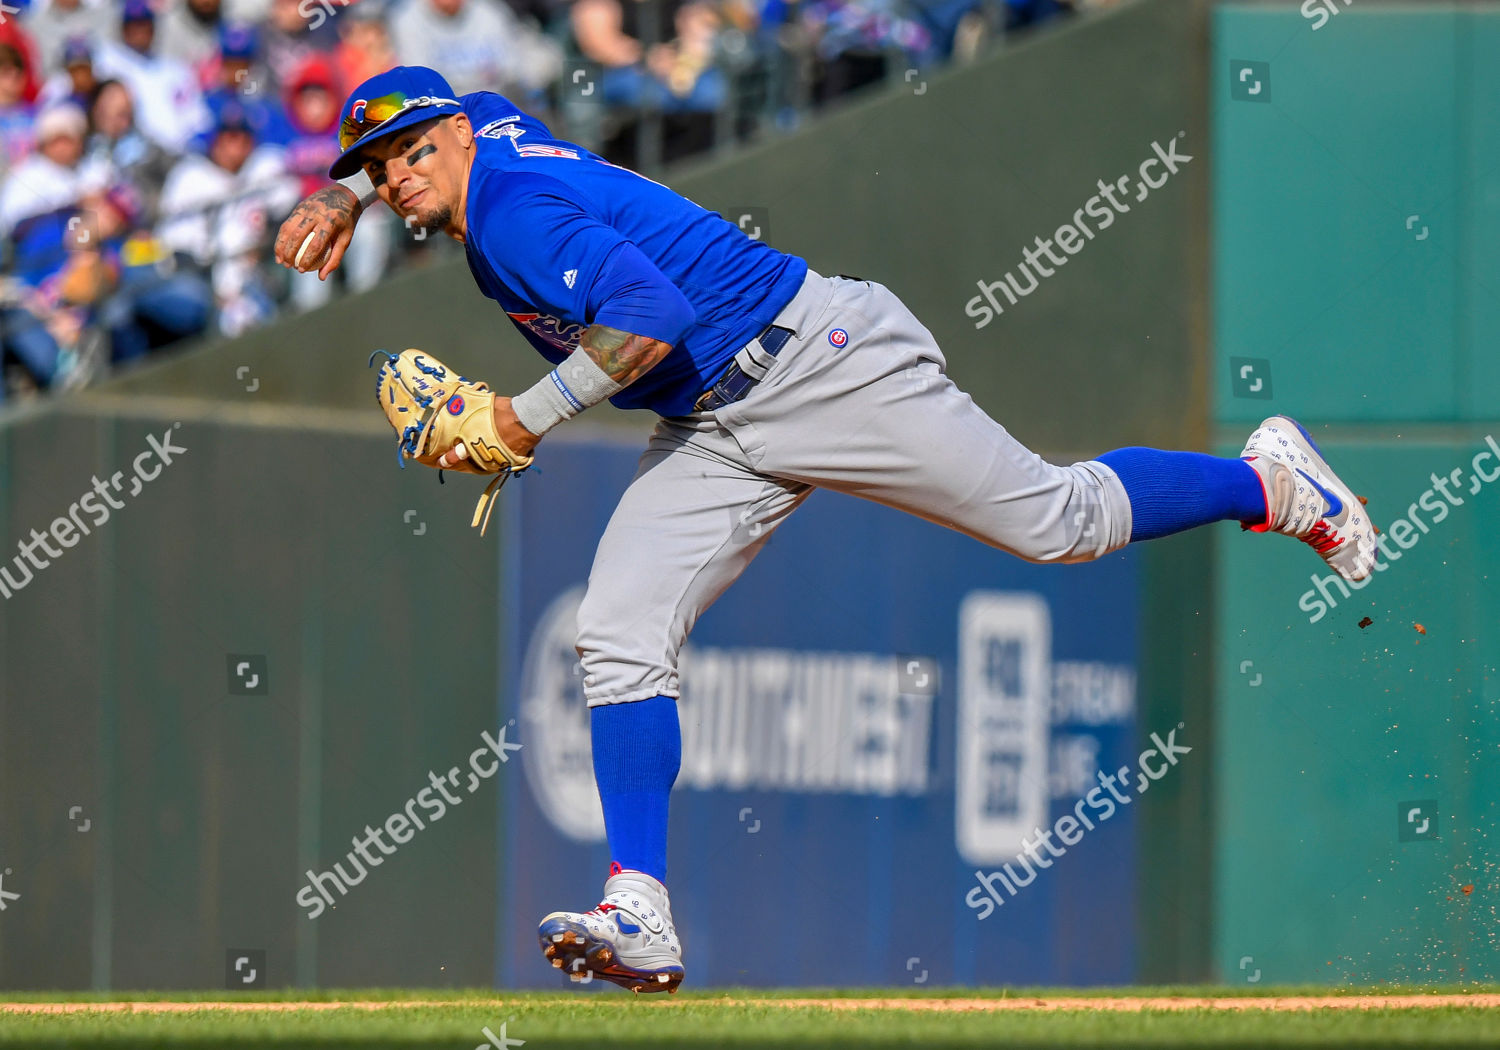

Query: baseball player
left=276, top=66, right=1377, bottom=993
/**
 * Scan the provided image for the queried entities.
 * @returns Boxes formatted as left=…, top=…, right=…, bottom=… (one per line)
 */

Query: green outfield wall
left=0, top=407, right=506, bottom=988
left=1211, top=3, right=1500, bottom=984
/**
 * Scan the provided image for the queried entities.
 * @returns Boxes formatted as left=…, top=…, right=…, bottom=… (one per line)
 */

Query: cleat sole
left=537, top=916, right=683, bottom=995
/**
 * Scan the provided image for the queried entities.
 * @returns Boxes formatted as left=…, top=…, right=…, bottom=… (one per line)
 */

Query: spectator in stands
left=0, top=275, right=63, bottom=401
left=198, top=23, right=294, bottom=149
left=0, top=44, right=36, bottom=176
left=906, top=0, right=989, bottom=62
left=0, top=104, right=107, bottom=399
left=279, top=52, right=387, bottom=310
left=156, top=102, right=298, bottom=336
left=391, top=0, right=560, bottom=100
left=795, top=0, right=931, bottom=102
left=279, top=53, right=339, bottom=201
left=0, top=20, right=42, bottom=111
left=93, top=0, right=213, bottom=153
left=84, top=78, right=172, bottom=216
left=225, top=0, right=274, bottom=23
left=87, top=184, right=213, bottom=363
left=570, top=0, right=721, bottom=112
left=157, top=0, right=225, bottom=79
left=260, top=0, right=335, bottom=97
left=570, top=0, right=642, bottom=91
left=643, top=1, right=726, bottom=111
left=38, top=36, right=96, bottom=108
left=572, top=0, right=633, bottom=57
left=57, top=36, right=94, bottom=105
left=334, top=3, right=396, bottom=90
left=22, top=0, right=112, bottom=78
left=0, top=102, right=104, bottom=241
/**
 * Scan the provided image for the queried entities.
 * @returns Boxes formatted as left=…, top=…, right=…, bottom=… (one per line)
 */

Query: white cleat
left=537, top=869, right=684, bottom=994
left=1241, top=415, right=1378, bottom=582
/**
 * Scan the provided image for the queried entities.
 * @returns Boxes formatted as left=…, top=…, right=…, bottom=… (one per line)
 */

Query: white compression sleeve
left=338, top=169, right=379, bottom=210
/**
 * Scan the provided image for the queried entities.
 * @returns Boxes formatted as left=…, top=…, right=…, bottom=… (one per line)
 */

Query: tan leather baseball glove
left=370, top=349, right=533, bottom=535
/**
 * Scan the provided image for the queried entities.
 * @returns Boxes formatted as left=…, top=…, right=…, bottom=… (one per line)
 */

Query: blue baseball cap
left=328, top=66, right=462, bottom=179
left=61, top=36, right=92, bottom=67
left=219, top=23, right=257, bottom=60
left=122, top=0, right=154, bottom=23
left=216, top=100, right=255, bottom=135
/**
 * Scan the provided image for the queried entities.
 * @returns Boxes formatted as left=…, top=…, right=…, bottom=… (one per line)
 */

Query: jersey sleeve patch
left=515, top=142, right=580, bottom=159
left=476, top=116, right=525, bottom=139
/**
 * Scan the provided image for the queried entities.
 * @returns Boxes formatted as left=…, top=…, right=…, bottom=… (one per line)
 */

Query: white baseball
left=294, top=231, right=318, bottom=270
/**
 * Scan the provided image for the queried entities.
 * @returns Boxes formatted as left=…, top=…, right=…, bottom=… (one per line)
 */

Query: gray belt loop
left=735, top=337, right=777, bottom=380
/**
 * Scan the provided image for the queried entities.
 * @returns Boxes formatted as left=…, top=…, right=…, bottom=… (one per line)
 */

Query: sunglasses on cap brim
left=338, top=92, right=460, bottom=151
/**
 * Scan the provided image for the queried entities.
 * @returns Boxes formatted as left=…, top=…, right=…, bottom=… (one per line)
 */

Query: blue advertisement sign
left=498, top=437, right=1140, bottom=988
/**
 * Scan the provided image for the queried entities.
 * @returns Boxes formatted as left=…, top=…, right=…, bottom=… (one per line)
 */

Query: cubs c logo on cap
left=447, top=394, right=465, bottom=414
left=351, top=99, right=368, bottom=122
left=829, top=328, right=849, bottom=348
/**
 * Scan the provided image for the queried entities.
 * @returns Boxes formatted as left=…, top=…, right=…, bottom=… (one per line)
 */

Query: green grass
left=0, top=988, right=1496, bottom=1049
left=0, top=984, right=1489, bottom=1002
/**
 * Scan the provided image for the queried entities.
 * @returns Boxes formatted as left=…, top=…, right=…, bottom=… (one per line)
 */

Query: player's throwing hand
left=274, top=184, right=361, bottom=279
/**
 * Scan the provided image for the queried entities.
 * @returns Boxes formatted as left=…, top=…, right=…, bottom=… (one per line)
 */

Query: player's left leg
left=539, top=419, right=814, bottom=993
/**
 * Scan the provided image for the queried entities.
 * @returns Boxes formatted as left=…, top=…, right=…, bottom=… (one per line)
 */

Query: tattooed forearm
left=580, top=325, right=673, bottom=387
left=307, top=184, right=361, bottom=222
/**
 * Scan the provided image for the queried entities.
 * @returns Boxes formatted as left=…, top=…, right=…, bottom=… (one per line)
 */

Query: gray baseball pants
left=577, top=271, right=1134, bottom=706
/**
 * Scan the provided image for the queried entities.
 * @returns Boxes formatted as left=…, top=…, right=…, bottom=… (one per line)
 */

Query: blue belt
left=694, top=325, right=795, bottom=412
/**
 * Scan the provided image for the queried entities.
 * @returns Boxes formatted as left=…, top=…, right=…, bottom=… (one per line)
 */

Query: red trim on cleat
left=1305, top=520, right=1344, bottom=554
left=1241, top=455, right=1274, bottom=532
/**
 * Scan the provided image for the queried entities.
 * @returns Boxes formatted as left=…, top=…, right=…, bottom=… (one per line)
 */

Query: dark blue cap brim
left=327, top=102, right=460, bottom=180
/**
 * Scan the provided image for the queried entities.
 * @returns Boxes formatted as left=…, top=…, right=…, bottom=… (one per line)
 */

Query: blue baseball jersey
left=457, top=92, right=809, bottom=417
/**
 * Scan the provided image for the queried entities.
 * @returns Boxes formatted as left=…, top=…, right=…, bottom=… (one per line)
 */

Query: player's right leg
left=539, top=420, right=811, bottom=993
left=1095, top=418, right=1377, bottom=580
left=732, top=274, right=1375, bottom=581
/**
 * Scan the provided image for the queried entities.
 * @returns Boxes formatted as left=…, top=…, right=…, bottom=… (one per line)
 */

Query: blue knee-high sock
left=591, top=695, right=680, bottom=883
left=1097, top=448, right=1267, bottom=542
